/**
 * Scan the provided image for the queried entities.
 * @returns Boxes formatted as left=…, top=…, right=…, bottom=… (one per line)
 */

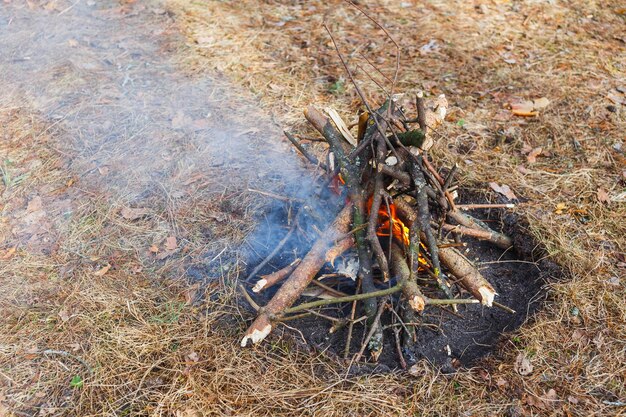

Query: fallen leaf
left=554, top=202, right=568, bottom=214
left=184, top=283, right=201, bottom=305
left=120, top=206, right=149, bottom=220
left=597, top=188, right=610, bottom=204
left=489, top=182, right=518, bottom=200
left=186, top=351, right=199, bottom=362
left=544, top=388, right=558, bottom=403
left=149, top=244, right=159, bottom=253
left=496, top=377, right=509, bottom=388
left=58, top=308, right=71, bottom=323
left=93, top=264, right=111, bottom=276
left=27, top=196, right=43, bottom=213
left=533, top=97, right=550, bottom=109
left=572, top=329, right=587, bottom=342
left=510, top=100, right=536, bottom=117
left=524, top=393, right=547, bottom=409
left=165, top=236, right=177, bottom=251
left=567, top=396, right=579, bottom=404
left=526, top=147, right=543, bottom=164
left=510, top=97, right=550, bottom=116
left=515, top=352, right=534, bottom=376
left=0, top=246, right=17, bottom=260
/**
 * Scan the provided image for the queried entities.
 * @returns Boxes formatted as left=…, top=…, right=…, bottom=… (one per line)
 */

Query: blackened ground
left=243, top=200, right=561, bottom=373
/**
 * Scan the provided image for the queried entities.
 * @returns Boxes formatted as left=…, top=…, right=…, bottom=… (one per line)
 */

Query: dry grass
left=1, top=0, right=624, bottom=416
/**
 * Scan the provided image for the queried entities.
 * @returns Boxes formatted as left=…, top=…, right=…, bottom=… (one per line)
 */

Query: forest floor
left=1, top=0, right=624, bottom=416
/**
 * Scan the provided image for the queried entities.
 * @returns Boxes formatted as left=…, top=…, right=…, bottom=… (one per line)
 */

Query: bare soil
left=245, top=198, right=558, bottom=372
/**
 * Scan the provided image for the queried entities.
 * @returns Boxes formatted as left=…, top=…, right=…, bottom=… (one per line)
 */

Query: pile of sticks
left=240, top=92, right=515, bottom=363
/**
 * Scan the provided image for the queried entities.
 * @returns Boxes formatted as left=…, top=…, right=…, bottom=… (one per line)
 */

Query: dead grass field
left=1, top=0, right=625, bottom=416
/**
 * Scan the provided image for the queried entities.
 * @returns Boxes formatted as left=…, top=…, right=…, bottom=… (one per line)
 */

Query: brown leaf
left=533, top=97, right=550, bottom=109
left=510, top=100, right=537, bottom=117
left=184, top=283, right=201, bottom=305
left=58, top=308, right=71, bottom=323
left=526, top=147, right=543, bottom=164
left=120, top=207, right=149, bottom=220
left=27, top=196, right=43, bottom=213
left=93, top=264, right=111, bottom=276
left=0, top=246, right=17, bottom=260
left=544, top=388, right=558, bottom=403
left=489, top=182, right=518, bottom=200
left=571, top=329, right=588, bottom=342
left=597, top=188, right=610, bottom=204
left=554, top=202, right=567, bottom=214
left=514, top=352, right=533, bottom=376
left=510, top=97, right=550, bottom=116
left=165, top=236, right=177, bottom=251
left=149, top=244, right=159, bottom=253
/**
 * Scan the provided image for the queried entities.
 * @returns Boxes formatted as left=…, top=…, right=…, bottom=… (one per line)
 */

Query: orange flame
left=367, top=196, right=410, bottom=246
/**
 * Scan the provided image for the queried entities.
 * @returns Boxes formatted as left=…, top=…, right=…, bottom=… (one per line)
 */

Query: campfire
left=238, top=90, right=516, bottom=364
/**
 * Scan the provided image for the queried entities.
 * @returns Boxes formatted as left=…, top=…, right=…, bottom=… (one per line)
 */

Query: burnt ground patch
left=242, top=197, right=561, bottom=373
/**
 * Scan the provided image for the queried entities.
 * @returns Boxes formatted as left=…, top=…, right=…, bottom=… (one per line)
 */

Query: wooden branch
left=284, top=131, right=327, bottom=170
left=407, top=156, right=454, bottom=299
left=390, top=244, right=426, bottom=312
left=324, top=236, right=355, bottom=266
left=393, top=197, right=495, bottom=306
left=457, top=203, right=515, bottom=210
left=282, top=284, right=402, bottom=315
left=379, top=164, right=411, bottom=186
left=241, top=204, right=352, bottom=347
left=367, top=144, right=390, bottom=281
left=448, top=209, right=512, bottom=250
left=441, top=223, right=504, bottom=242
left=438, top=246, right=497, bottom=307
left=252, top=258, right=301, bottom=293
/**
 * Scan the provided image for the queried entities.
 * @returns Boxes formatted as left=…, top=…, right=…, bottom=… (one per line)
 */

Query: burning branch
left=241, top=204, right=352, bottom=347
left=239, top=17, right=516, bottom=363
